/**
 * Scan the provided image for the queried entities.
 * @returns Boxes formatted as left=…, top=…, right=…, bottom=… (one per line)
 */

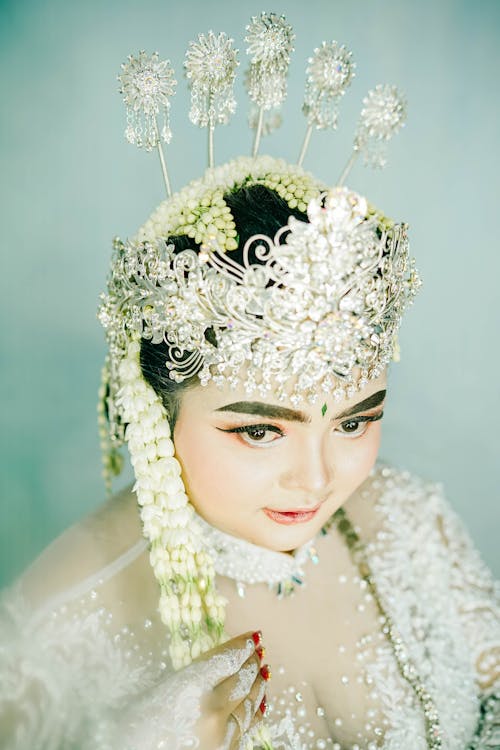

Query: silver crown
left=99, top=163, right=421, bottom=419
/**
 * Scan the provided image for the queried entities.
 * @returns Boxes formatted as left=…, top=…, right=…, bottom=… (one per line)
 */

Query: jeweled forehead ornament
left=101, top=11, right=420, bottom=430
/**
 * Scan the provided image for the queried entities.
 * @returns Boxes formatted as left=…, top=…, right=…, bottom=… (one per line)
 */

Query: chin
left=257, top=523, right=320, bottom=553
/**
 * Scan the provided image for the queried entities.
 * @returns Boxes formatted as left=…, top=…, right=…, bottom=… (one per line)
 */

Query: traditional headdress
left=98, top=12, right=421, bottom=672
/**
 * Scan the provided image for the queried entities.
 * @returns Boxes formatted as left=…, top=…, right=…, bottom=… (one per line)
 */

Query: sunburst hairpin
left=245, top=12, right=295, bottom=157
left=184, top=31, right=239, bottom=168
left=298, top=41, right=355, bottom=166
left=118, top=50, right=177, bottom=196
left=338, top=83, right=407, bottom=185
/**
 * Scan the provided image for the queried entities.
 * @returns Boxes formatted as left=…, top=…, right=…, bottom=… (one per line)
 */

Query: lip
left=263, top=503, right=321, bottom=525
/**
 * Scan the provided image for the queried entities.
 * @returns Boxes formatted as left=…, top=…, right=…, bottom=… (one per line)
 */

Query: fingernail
left=256, top=646, right=265, bottom=662
left=251, top=630, right=262, bottom=648
left=259, top=696, right=268, bottom=715
left=260, top=664, right=271, bottom=681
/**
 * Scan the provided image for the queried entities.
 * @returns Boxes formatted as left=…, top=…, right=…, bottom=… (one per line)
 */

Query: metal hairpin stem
left=252, top=107, right=265, bottom=158
left=208, top=118, right=215, bottom=168
left=337, top=149, right=359, bottom=187
left=297, top=123, right=313, bottom=167
left=154, top=120, right=172, bottom=197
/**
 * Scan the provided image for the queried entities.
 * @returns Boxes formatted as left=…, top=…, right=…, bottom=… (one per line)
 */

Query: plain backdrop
left=1, top=0, right=499, bottom=587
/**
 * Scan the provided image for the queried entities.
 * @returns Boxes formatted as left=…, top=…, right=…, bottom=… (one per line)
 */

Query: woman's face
left=173, top=368, right=387, bottom=553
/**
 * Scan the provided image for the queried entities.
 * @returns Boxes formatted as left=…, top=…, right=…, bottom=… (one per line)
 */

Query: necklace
left=332, top=506, right=443, bottom=750
left=197, top=505, right=443, bottom=749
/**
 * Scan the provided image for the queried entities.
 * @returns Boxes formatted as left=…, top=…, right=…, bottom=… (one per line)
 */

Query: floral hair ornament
left=245, top=12, right=295, bottom=155
left=184, top=31, right=239, bottom=168
left=338, top=83, right=407, bottom=185
left=114, top=338, right=226, bottom=669
left=98, top=10, right=420, bottom=703
left=298, top=41, right=355, bottom=166
left=118, top=50, right=177, bottom=196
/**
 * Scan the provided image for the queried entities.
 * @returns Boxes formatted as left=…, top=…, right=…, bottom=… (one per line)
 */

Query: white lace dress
left=0, top=461, right=498, bottom=749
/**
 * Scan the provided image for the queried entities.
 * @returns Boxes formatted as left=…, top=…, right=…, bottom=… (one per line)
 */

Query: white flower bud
left=153, top=421, right=171, bottom=439
left=191, top=607, right=202, bottom=625
left=136, top=489, right=155, bottom=506
left=150, top=546, right=169, bottom=565
left=217, top=605, right=226, bottom=621
left=140, top=504, right=162, bottom=522
left=128, top=340, right=140, bottom=357
left=170, top=640, right=188, bottom=667
left=190, top=639, right=202, bottom=659
left=161, top=476, right=185, bottom=495
left=154, top=557, right=176, bottom=578
left=118, top=358, right=140, bottom=383
left=162, top=491, right=187, bottom=510
left=133, top=475, right=155, bottom=492
left=168, top=507, right=191, bottom=529
left=190, top=591, right=202, bottom=609
left=156, top=438, right=174, bottom=457
left=204, top=592, right=215, bottom=608
left=130, top=455, right=149, bottom=476
left=181, top=608, right=193, bottom=629
left=142, top=517, right=162, bottom=541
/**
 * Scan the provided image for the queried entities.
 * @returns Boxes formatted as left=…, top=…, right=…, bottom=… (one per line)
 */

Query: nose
left=278, top=436, right=333, bottom=502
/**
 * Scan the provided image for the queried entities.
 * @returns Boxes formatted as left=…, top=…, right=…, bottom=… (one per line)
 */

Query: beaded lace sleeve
left=0, top=487, right=195, bottom=750
left=429, top=484, right=500, bottom=748
left=0, top=547, right=153, bottom=750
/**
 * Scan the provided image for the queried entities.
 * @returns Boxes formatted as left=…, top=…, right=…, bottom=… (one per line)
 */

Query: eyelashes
left=217, top=412, right=384, bottom=446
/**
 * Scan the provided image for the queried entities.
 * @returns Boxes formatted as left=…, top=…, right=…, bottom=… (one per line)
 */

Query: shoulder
left=10, top=482, right=146, bottom=615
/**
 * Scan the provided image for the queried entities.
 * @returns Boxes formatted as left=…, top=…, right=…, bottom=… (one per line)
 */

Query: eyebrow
left=214, top=389, right=387, bottom=423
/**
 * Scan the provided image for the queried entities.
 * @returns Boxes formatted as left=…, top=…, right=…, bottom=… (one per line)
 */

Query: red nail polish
left=251, top=630, right=262, bottom=648
left=256, top=646, right=265, bottom=662
left=259, top=696, right=268, bottom=715
left=260, top=664, right=271, bottom=681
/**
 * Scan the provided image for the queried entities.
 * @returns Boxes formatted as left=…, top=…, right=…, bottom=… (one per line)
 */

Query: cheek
left=336, top=422, right=382, bottom=487
left=173, top=423, right=272, bottom=519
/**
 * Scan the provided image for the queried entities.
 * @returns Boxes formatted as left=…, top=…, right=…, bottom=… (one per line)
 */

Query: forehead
left=182, top=366, right=388, bottom=415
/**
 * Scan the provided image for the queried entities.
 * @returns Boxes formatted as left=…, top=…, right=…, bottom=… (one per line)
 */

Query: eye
left=336, top=412, right=383, bottom=438
left=217, top=423, right=284, bottom=447
left=337, top=419, right=369, bottom=438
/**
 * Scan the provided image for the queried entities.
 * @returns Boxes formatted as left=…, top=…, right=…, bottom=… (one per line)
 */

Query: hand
left=195, top=630, right=270, bottom=749
left=115, top=630, right=270, bottom=750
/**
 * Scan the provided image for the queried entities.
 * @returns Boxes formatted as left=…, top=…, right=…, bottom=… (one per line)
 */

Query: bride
left=1, top=13, right=498, bottom=750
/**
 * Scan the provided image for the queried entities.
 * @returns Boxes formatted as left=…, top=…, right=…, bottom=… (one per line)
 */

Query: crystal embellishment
left=184, top=31, right=239, bottom=128
left=303, top=41, right=355, bottom=130
left=355, top=84, right=408, bottom=168
left=118, top=50, right=177, bottom=149
left=245, top=11, right=294, bottom=110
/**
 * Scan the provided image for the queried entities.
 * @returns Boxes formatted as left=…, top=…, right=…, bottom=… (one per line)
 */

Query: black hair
left=140, top=184, right=309, bottom=432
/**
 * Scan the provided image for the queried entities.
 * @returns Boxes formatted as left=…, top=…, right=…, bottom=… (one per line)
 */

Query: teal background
left=1, top=0, right=499, bottom=587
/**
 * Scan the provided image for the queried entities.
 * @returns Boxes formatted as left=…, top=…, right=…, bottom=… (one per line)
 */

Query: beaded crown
left=98, top=11, right=421, bottom=445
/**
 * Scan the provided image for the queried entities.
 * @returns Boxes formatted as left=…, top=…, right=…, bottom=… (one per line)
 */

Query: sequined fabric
left=0, top=462, right=498, bottom=749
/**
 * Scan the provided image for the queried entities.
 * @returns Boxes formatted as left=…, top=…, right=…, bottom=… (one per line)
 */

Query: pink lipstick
left=263, top=504, right=321, bottom=525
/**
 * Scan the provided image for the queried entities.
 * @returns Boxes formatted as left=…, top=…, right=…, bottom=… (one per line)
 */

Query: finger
left=247, top=663, right=270, bottom=716
left=193, top=630, right=262, bottom=665
left=239, top=712, right=266, bottom=750
left=228, top=661, right=271, bottom=737
left=226, top=652, right=260, bottom=703
left=219, top=714, right=238, bottom=750
left=235, top=705, right=267, bottom=750
left=198, top=631, right=262, bottom=691
left=215, top=636, right=266, bottom=710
